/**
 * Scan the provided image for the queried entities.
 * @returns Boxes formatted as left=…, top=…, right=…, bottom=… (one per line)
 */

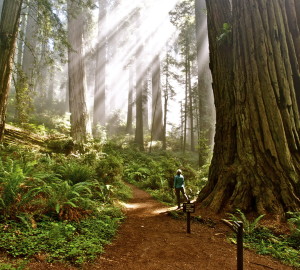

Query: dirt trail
left=83, top=185, right=295, bottom=270
left=29, top=184, right=296, bottom=270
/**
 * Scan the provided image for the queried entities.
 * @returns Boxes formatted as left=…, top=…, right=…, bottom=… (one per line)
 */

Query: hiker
left=174, top=169, right=189, bottom=209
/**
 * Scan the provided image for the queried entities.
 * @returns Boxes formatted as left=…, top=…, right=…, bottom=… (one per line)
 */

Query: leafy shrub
left=46, top=138, right=74, bottom=154
left=95, top=155, right=123, bottom=183
left=55, top=162, right=95, bottom=185
left=43, top=180, right=97, bottom=221
left=0, top=158, right=51, bottom=219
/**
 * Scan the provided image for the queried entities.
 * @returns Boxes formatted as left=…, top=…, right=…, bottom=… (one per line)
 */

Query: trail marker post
left=222, top=219, right=244, bottom=270
left=235, top=221, right=243, bottom=270
left=183, top=200, right=195, bottom=234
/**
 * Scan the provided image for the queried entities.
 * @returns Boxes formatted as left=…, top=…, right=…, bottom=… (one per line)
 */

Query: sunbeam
left=91, top=0, right=181, bottom=123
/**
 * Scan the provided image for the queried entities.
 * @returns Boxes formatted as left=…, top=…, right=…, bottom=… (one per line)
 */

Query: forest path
left=82, top=184, right=294, bottom=270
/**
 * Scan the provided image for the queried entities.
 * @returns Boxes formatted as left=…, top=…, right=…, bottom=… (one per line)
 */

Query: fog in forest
left=8, top=0, right=215, bottom=148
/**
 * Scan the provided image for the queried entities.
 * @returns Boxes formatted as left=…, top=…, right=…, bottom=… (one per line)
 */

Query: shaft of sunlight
left=93, top=0, right=181, bottom=116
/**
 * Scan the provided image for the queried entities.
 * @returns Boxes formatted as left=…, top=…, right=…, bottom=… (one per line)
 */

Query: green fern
left=55, top=162, right=95, bottom=184
left=228, top=209, right=265, bottom=235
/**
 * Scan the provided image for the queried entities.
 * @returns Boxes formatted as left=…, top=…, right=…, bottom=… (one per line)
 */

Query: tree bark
left=198, top=0, right=300, bottom=216
left=67, top=0, right=91, bottom=142
left=285, top=0, right=300, bottom=112
left=197, top=0, right=237, bottom=212
left=0, top=0, right=23, bottom=141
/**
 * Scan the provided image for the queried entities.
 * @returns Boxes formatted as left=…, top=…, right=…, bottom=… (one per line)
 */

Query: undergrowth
left=227, top=210, right=300, bottom=268
left=0, top=208, right=124, bottom=265
left=0, top=142, right=131, bottom=267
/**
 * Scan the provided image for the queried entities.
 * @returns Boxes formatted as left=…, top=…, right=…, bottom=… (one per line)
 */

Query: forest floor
left=27, top=184, right=297, bottom=270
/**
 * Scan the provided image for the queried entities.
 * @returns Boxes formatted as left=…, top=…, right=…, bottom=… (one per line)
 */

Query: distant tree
left=126, top=62, right=134, bottom=134
left=15, top=2, right=38, bottom=123
left=170, top=0, right=197, bottom=152
left=0, top=0, right=23, bottom=141
left=198, top=0, right=300, bottom=215
left=142, top=70, right=149, bottom=132
left=151, top=54, right=164, bottom=141
left=162, top=43, right=176, bottom=150
left=93, top=0, right=107, bottom=127
left=67, top=0, right=91, bottom=142
left=134, top=9, right=144, bottom=150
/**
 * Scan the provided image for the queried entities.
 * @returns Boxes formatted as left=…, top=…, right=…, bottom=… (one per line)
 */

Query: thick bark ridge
left=198, top=0, right=300, bottom=216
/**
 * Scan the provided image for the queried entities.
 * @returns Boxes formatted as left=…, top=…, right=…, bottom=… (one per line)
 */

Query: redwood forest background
left=0, top=0, right=300, bottom=268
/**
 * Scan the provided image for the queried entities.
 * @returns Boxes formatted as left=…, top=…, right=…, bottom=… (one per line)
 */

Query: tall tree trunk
left=162, top=52, right=170, bottom=151
left=135, top=54, right=144, bottom=150
left=197, top=0, right=236, bottom=211
left=163, top=94, right=168, bottom=150
left=0, top=0, right=3, bottom=20
left=126, top=63, right=134, bottom=134
left=180, top=101, right=184, bottom=150
left=183, top=49, right=189, bottom=153
left=198, top=0, right=300, bottom=216
left=187, top=57, right=195, bottom=151
left=47, top=67, right=55, bottom=105
left=93, top=0, right=107, bottom=127
left=22, top=4, right=38, bottom=86
left=285, top=0, right=300, bottom=112
left=67, top=0, right=91, bottom=142
left=142, top=72, right=149, bottom=132
left=151, top=54, right=164, bottom=141
left=15, top=3, right=38, bottom=123
left=0, top=0, right=23, bottom=141
left=134, top=10, right=144, bottom=150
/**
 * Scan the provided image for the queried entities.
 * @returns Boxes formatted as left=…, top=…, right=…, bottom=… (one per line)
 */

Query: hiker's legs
left=175, top=188, right=181, bottom=208
left=180, top=187, right=189, bottom=202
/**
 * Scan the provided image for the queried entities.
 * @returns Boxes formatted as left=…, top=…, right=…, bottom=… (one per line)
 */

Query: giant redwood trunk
left=0, top=0, right=23, bottom=141
left=67, top=0, right=91, bottom=142
left=198, top=0, right=300, bottom=216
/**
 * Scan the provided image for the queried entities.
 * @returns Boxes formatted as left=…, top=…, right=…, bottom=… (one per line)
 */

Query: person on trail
left=174, top=169, right=189, bottom=209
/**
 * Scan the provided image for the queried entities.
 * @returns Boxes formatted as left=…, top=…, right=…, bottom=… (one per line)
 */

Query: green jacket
left=174, top=174, right=184, bottom=188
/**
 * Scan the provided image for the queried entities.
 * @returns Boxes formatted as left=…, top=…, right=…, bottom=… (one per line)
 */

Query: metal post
left=186, top=200, right=191, bottom=233
left=236, top=221, right=243, bottom=270
left=187, top=212, right=191, bottom=233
